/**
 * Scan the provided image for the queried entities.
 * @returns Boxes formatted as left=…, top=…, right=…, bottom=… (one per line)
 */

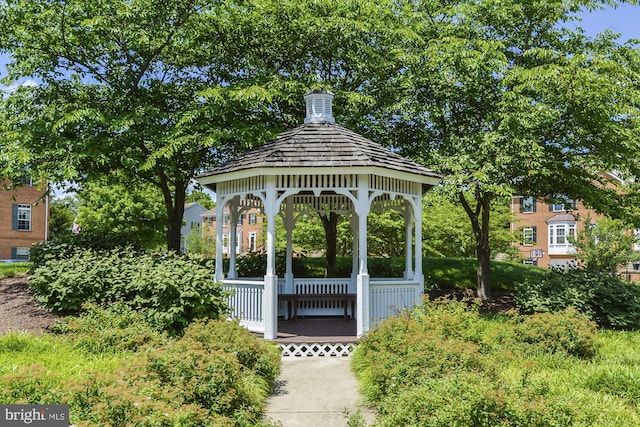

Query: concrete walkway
left=264, top=356, right=376, bottom=426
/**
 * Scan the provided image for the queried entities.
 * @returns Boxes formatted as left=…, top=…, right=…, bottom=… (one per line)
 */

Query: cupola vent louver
left=304, top=90, right=335, bottom=123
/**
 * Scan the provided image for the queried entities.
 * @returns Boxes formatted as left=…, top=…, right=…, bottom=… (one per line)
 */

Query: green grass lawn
left=0, top=262, right=31, bottom=279
left=299, top=256, right=545, bottom=291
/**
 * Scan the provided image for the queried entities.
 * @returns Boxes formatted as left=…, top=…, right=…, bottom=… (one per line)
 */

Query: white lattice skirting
left=280, top=342, right=357, bottom=357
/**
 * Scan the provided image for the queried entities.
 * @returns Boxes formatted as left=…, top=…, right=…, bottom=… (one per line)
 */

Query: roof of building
left=197, top=121, right=439, bottom=181
left=546, top=213, right=576, bottom=223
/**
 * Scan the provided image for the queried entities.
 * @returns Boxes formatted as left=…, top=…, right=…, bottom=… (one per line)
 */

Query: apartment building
left=201, top=207, right=263, bottom=255
left=511, top=173, right=640, bottom=280
left=511, top=195, right=588, bottom=268
left=0, top=178, right=49, bottom=260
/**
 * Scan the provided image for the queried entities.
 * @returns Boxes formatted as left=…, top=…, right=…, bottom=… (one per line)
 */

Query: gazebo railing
left=369, top=279, right=423, bottom=327
left=224, top=279, right=265, bottom=333
left=223, top=277, right=423, bottom=332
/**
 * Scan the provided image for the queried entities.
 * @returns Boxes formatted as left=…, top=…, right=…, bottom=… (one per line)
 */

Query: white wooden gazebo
left=197, top=91, right=440, bottom=340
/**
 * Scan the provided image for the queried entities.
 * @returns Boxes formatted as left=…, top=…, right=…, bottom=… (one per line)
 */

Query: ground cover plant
left=353, top=298, right=640, bottom=426
left=0, top=305, right=281, bottom=426
left=29, top=248, right=229, bottom=333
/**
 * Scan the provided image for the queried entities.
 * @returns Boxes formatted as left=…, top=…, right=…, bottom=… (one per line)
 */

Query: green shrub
left=1, top=321, right=280, bottom=426
left=180, top=320, right=281, bottom=384
left=30, top=249, right=229, bottom=333
left=515, top=267, right=640, bottom=330
left=499, top=309, right=598, bottom=359
left=236, top=251, right=309, bottom=277
left=50, top=303, right=166, bottom=353
left=352, top=299, right=602, bottom=426
left=373, top=373, right=576, bottom=427
left=29, top=232, right=140, bottom=269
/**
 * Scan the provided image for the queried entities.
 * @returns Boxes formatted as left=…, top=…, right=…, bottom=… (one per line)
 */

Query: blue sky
left=574, top=3, right=640, bottom=40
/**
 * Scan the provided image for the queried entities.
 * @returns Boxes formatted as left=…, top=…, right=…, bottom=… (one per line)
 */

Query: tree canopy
left=0, top=0, right=399, bottom=251
left=367, top=0, right=640, bottom=298
left=1, top=0, right=639, bottom=297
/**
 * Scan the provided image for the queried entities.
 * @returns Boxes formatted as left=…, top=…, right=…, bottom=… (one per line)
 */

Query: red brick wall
left=0, top=180, right=49, bottom=259
left=203, top=207, right=264, bottom=255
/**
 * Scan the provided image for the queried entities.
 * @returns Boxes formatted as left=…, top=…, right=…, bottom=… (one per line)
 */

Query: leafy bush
left=50, top=303, right=166, bottom=353
left=236, top=250, right=309, bottom=277
left=352, top=299, right=601, bottom=425
left=515, top=267, right=640, bottom=330
left=30, top=249, right=229, bottom=333
left=0, top=320, right=280, bottom=426
left=29, top=232, right=140, bottom=269
left=498, top=309, right=598, bottom=359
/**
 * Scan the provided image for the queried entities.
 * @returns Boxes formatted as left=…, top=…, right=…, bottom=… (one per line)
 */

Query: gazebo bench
left=279, top=293, right=356, bottom=321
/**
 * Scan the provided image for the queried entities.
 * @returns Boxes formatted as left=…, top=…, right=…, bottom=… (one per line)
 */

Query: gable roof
left=198, top=121, right=439, bottom=181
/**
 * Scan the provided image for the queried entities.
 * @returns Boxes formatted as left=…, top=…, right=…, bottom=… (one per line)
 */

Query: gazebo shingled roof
left=198, top=121, right=439, bottom=184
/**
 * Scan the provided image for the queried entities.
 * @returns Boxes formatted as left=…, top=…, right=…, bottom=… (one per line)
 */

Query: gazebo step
left=279, top=342, right=357, bottom=357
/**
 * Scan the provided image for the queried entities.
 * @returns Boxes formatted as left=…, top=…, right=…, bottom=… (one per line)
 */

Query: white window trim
left=521, top=197, right=535, bottom=214
left=17, top=204, right=32, bottom=231
left=522, top=227, right=536, bottom=246
left=249, top=231, right=257, bottom=252
left=548, top=221, right=576, bottom=254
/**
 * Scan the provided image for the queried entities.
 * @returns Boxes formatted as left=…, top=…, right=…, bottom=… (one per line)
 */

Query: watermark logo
left=0, top=405, right=68, bottom=426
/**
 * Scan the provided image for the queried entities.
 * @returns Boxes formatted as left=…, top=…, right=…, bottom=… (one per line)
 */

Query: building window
left=635, top=229, right=640, bottom=252
left=249, top=213, right=257, bottom=224
left=551, top=198, right=576, bottom=212
left=190, top=221, right=200, bottom=229
left=12, top=204, right=32, bottom=231
left=11, top=247, right=30, bottom=261
left=523, top=258, right=538, bottom=266
left=223, top=214, right=229, bottom=226
left=520, top=197, right=536, bottom=213
left=522, top=226, right=537, bottom=245
left=249, top=232, right=257, bottom=252
left=223, top=234, right=229, bottom=254
left=15, top=175, right=33, bottom=186
left=549, top=223, right=576, bottom=245
left=239, top=213, right=245, bottom=225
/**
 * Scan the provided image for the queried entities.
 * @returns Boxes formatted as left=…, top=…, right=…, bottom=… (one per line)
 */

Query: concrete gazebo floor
left=274, top=317, right=358, bottom=344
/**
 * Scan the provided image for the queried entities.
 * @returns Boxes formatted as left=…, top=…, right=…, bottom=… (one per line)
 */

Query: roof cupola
left=304, top=90, right=335, bottom=123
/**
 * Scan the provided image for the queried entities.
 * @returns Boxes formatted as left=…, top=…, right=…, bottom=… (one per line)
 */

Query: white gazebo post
left=214, top=196, right=226, bottom=282
left=284, top=196, right=295, bottom=295
left=263, top=176, right=278, bottom=340
left=404, top=200, right=414, bottom=280
left=356, top=174, right=370, bottom=337
left=227, top=197, right=239, bottom=280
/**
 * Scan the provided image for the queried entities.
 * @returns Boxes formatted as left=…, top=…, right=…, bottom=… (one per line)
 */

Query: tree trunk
left=162, top=180, right=187, bottom=252
left=320, top=211, right=339, bottom=278
left=459, top=192, right=492, bottom=300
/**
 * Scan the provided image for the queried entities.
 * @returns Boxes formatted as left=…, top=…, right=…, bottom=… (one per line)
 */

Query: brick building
left=0, top=179, right=49, bottom=260
left=201, top=206, right=263, bottom=255
left=511, top=172, right=640, bottom=280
